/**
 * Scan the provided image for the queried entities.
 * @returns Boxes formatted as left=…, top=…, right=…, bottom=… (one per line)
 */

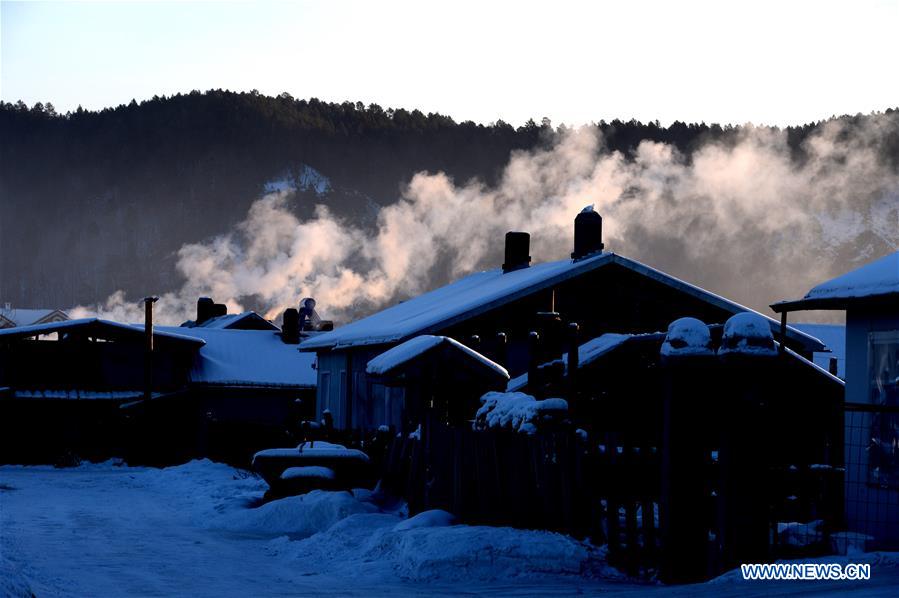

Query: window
left=867, top=330, right=899, bottom=488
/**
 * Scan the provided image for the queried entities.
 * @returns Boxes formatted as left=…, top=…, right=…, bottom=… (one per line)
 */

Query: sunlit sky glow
left=2, top=0, right=897, bottom=126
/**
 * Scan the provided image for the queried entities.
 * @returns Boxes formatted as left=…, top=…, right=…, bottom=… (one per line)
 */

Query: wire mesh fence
left=843, top=402, right=899, bottom=552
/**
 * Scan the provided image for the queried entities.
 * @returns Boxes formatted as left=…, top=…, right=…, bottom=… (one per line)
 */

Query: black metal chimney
left=282, top=308, right=300, bottom=344
left=143, top=296, right=159, bottom=402
left=196, top=297, right=214, bottom=325
left=572, top=206, right=604, bottom=260
left=502, top=232, right=531, bottom=273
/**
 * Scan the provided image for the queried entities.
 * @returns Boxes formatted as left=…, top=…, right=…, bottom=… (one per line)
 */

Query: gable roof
left=0, top=307, right=69, bottom=328
left=772, top=251, right=899, bottom=312
left=182, top=311, right=280, bottom=331
left=366, top=335, right=509, bottom=381
left=0, top=318, right=205, bottom=346
left=301, top=252, right=825, bottom=353
left=157, top=327, right=316, bottom=388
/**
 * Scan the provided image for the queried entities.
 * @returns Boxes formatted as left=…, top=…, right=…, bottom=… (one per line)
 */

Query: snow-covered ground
left=2, top=460, right=897, bottom=597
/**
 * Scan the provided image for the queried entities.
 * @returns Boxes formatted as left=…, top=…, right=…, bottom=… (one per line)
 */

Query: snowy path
left=2, top=461, right=897, bottom=597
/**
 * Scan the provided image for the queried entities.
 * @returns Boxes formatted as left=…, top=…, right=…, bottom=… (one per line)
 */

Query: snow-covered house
left=773, top=250, right=899, bottom=550
left=0, top=305, right=69, bottom=329
left=0, top=318, right=204, bottom=464
left=301, top=210, right=825, bottom=432
left=0, top=311, right=318, bottom=465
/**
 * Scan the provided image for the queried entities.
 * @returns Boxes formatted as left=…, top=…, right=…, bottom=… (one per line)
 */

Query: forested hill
left=0, top=89, right=896, bottom=310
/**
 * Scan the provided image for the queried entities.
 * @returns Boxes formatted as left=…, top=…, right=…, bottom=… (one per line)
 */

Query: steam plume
left=72, top=113, right=899, bottom=326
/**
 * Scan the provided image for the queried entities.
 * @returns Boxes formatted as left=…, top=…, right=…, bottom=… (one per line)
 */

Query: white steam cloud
left=72, top=114, right=899, bottom=326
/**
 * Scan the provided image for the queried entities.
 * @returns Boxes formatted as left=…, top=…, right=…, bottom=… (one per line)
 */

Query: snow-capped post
left=566, top=322, right=579, bottom=398
left=716, top=312, right=778, bottom=570
left=528, top=331, right=541, bottom=396
left=659, top=317, right=715, bottom=583
left=142, top=296, right=159, bottom=402
left=779, top=311, right=788, bottom=355
left=494, top=332, right=507, bottom=368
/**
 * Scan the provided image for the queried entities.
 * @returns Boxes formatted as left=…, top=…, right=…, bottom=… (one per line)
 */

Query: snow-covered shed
left=365, top=335, right=509, bottom=428
left=301, top=210, right=824, bottom=431
left=773, top=250, right=899, bottom=550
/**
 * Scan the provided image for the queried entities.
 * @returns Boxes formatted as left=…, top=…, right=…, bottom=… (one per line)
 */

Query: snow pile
left=217, top=490, right=377, bottom=537
left=474, top=391, right=568, bottom=433
left=393, top=509, right=457, bottom=531
left=777, top=520, right=824, bottom=547
left=280, top=466, right=336, bottom=481
left=254, top=441, right=370, bottom=464
left=805, top=250, right=899, bottom=301
left=718, top=312, right=777, bottom=357
left=661, top=317, right=713, bottom=357
left=274, top=512, right=612, bottom=583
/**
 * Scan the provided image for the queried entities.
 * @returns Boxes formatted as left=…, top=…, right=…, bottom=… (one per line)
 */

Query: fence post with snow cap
left=659, top=317, right=716, bottom=583
left=716, top=312, right=779, bottom=570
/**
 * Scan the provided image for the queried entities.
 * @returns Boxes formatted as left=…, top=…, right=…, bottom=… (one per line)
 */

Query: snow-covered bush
left=660, top=317, right=713, bottom=357
left=718, top=312, right=777, bottom=356
left=474, top=391, right=568, bottom=434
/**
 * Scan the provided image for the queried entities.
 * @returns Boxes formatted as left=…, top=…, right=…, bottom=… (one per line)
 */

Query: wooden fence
left=378, top=406, right=844, bottom=582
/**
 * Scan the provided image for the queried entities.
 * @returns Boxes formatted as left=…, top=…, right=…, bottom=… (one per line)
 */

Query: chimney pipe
left=282, top=308, right=300, bottom=344
left=143, top=296, right=159, bottom=402
left=196, top=297, right=214, bottom=325
left=502, top=231, right=531, bottom=273
left=572, top=206, right=604, bottom=260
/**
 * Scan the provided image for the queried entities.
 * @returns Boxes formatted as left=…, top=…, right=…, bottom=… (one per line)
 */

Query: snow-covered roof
left=366, top=335, right=509, bottom=380
left=157, top=327, right=316, bottom=388
left=0, top=307, right=69, bottom=328
left=183, top=311, right=279, bottom=331
left=773, top=251, right=899, bottom=313
left=509, top=328, right=841, bottom=393
left=0, top=318, right=205, bottom=346
left=806, top=251, right=899, bottom=301
left=507, top=333, right=635, bottom=392
left=301, top=252, right=824, bottom=353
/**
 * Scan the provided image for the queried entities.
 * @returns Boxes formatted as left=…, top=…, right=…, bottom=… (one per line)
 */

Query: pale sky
left=1, top=0, right=897, bottom=126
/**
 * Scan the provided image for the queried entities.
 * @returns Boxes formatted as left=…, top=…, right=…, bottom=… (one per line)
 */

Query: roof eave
left=772, top=292, right=899, bottom=314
